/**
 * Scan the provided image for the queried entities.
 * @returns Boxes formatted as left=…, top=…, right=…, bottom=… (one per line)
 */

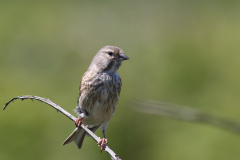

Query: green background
left=1, top=0, right=240, bottom=159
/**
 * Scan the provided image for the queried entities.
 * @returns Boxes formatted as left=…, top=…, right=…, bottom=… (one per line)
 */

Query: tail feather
left=62, top=128, right=78, bottom=146
left=62, top=128, right=86, bottom=149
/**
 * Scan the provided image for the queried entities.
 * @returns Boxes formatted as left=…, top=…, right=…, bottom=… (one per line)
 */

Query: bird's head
left=89, top=46, right=129, bottom=73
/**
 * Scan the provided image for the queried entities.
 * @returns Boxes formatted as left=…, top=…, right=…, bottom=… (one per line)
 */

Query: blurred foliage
left=1, top=0, right=240, bottom=160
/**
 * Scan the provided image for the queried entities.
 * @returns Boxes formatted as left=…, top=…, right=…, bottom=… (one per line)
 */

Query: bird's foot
left=97, top=138, right=108, bottom=151
left=75, top=117, right=83, bottom=128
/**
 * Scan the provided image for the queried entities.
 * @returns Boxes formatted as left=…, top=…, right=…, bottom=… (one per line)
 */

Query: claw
left=75, top=117, right=83, bottom=127
left=97, top=138, right=108, bottom=151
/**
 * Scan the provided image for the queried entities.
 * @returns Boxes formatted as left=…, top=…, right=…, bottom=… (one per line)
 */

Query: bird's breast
left=80, top=72, right=122, bottom=125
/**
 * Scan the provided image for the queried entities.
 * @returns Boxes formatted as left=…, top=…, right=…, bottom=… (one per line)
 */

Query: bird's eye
left=108, top=52, right=113, bottom=56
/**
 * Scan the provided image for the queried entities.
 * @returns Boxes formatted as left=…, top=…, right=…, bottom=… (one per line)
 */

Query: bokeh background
left=1, top=0, right=240, bottom=160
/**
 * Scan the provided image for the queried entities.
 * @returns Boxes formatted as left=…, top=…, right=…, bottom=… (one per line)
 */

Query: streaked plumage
left=63, top=46, right=129, bottom=149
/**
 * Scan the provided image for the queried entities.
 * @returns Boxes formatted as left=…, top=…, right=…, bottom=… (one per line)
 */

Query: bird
left=62, top=46, right=129, bottom=150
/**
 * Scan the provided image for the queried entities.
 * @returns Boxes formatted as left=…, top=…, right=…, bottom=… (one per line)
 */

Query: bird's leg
left=97, top=131, right=108, bottom=151
left=75, top=117, right=83, bottom=128
left=97, top=138, right=108, bottom=151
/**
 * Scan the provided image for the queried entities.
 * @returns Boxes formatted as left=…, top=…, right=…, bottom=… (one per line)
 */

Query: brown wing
left=77, top=70, right=100, bottom=108
left=77, top=71, right=88, bottom=107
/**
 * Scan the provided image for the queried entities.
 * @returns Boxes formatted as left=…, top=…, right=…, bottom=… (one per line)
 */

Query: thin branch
left=3, top=95, right=121, bottom=160
left=133, top=99, right=240, bottom=135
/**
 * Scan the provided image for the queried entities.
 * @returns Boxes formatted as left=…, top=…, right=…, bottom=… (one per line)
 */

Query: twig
left=133, top=99, right=240, bottom=135
left=3, top=95, right=121, bottom=160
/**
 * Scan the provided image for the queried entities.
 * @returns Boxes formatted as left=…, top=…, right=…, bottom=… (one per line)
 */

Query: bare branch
left=4, top=95, right=121, bottom=160
left=133, top=99, right=240, bottom=135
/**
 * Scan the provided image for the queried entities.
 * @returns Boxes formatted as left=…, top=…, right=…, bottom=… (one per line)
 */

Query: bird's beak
left=118, top=53, right=129, bottom=61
